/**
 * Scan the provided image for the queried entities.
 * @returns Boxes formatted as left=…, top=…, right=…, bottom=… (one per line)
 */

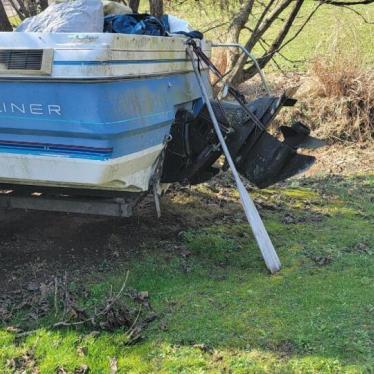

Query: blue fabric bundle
left=104, top=14, right=203, bottom=39
left=104, top=14, right=167, bottom=36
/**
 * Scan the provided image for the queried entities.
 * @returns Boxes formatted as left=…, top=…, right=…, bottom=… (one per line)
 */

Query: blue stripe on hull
left=53, top=59, right=189, bottom=66
left=0, top=140, right=113, bottom=160
left=0, top=71, right=209, bottom=160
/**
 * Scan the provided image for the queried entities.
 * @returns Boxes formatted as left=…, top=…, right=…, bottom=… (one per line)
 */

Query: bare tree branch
left=258, top=39, right=288, bottom=76
left=223, top=0, right=294, bottom=84
left=244, top=26, right=306, bottom=64
left=247, top=0, right=293, bottom=52
left=276, top=3, right=322, bottom=53
left=8, top=0, right=29, bottom=20
left=202, top=21, right=230, bottom=33
left=0, top=1, right=13, bottom=31
left=224, top=0, right=256, bottom=70
left=244, top=0, right=305, bottom=78
left=318, top=0, right=374, bottom=5
left=149, top=0, right=164, bottom=18
left=227, top=0, right=256, bottom=43
left=339, top=5, right=374, bottom=23
left=129, top=0, right=140, bottom=12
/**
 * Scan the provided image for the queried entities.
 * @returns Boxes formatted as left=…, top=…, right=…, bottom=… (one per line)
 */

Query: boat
left=0, top=32, right=213, bottom=192
left=0, top=31, right=321, bottom=216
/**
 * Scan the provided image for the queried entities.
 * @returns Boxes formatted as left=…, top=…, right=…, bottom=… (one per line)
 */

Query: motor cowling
left=161, top=96, right=324, bottom=188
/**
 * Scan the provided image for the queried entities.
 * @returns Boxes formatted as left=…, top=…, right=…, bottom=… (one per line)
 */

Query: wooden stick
left=187, top=46, right=281, bottom=274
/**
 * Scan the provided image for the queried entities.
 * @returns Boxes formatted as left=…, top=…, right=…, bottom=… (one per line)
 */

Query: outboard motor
left=221, top=98, right=324, bottom=188
left=161, top=95, right=325, bottom=188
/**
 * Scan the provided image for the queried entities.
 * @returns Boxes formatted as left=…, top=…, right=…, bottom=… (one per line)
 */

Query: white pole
left=186, top=46, right=281, bottom=274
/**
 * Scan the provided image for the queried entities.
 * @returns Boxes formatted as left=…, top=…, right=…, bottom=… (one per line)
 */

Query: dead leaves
left=57, top=365, right=89, bottom=374
left=0, top=280, right=54, bottom=325
left=193, top=343, right=214, bottom=354
left=353, top=242, right=371, bottom=255
left=50, top=271, right=157, bottom=346
left=310, top=255, right=333, bottom=266
left=0, top=304, right=12, bottom=322
left=306, top=240, right=372, bottom=268
left=6, top=349, right=89, bottom=374
left=281, top=212, right=325, bottom=225
left=1, top=270, right=157, bottom=356
left=6, top=349, right=39, bottom=374
left=77, top=346, right=88, bottom=357
left=109, top=357, right=118, bottom=374
left=74, top=365, right=89, bottom=374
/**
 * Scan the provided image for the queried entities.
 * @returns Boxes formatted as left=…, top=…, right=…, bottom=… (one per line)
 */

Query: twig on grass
left=53, top=270, right=130, bottom=329
left=54, top=276, right=59, bottom=317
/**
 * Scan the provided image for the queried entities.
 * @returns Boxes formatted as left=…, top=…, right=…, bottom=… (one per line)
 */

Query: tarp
left=167, top=14, right=191, bottom=34
left=16, top=0, right=103, bottom=33
left=103, top=1, right=132, bottom=17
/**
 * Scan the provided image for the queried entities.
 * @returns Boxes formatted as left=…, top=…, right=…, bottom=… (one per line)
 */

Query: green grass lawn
left=261, top=2, right=374, bottom=70
left=1, top=174, right=373, bottom=373
left=158, top=0, right=374, bottom=70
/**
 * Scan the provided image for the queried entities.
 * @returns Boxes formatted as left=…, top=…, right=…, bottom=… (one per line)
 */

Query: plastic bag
left=103, top=1, right=132, bottom=16
left=167, top=15, right=191, bottom=34
left=16, top=0, right=103, bottom=33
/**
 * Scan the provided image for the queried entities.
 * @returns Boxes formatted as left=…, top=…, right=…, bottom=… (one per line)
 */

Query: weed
left=303, top=26, right=374, bottom=143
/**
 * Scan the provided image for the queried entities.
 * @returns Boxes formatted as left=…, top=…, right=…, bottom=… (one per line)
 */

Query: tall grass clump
left=302, top=27, right=374, bottom=144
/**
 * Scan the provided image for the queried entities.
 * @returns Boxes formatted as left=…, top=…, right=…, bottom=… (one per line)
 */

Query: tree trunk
left=223, top=0, right=255, bottom=74
left=39, top=0, right=48, bottom=11
left=129, top=0, right=140, bottom=12
left=9, top=0, right=30, bottom=19
left=222, top=0, right=373, bottom=86
left=224, top=0, right=294, bottom=85
left=243, top=0, right=304, bottom=80
left=246, top=0, right=292, bottom=53
left=149, top=0, right=163, bottom=18
left=0, top=1, right=13, bottom=31
left=24, top=0, right=38, bottom=16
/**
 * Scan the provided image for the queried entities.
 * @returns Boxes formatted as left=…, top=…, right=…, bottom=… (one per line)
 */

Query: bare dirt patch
left=303, top=144, right=374, bottom=176
left=0, top=183, right=240, bottom=298
left=0, top=203, right=176, bottom=294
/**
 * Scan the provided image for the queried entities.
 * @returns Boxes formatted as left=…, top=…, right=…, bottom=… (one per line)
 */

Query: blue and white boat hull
left=0, top=33, right=211, bottom=192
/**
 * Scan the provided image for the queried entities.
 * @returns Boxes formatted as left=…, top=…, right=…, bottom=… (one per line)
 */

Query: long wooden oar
left=186, top=46, right=281, bottom=274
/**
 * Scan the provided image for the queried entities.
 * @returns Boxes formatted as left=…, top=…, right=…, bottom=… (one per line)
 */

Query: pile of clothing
left=16, top=0, right=203, bottom=39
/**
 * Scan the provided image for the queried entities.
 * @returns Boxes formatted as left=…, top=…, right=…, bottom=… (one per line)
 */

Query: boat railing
left=211, top=43, right=271, bottom=96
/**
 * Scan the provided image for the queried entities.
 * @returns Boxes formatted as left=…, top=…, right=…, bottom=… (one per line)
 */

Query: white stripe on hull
left=0, top=144, right=163, bottom=192
left=51, top=60, right=206, bottom=79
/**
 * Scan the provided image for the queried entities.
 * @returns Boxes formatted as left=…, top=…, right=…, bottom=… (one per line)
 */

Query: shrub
left=301, top=29, right=373, bottom=143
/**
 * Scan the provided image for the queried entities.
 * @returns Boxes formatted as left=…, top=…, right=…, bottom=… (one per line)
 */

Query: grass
left=1, top=174, right=373, bottom=373
left=259, top=2, right=374, bottom=71
left=155, top=0, right=374, bottom=71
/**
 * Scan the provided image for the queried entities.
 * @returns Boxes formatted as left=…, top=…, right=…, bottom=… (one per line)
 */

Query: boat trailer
left=0, top=185, right=139, bottom=217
